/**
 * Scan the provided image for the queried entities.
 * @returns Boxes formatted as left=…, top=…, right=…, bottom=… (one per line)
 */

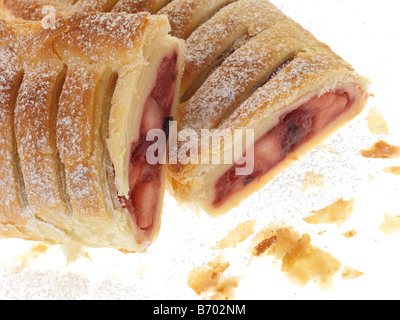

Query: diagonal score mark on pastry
left=0, top=0, right=287, bottom=100
left=73, top=0, right=121, bottom=13
left=0, top=13, right=184, bottom=252
left=0, top=19, right=28, bottom=233
left=180, top=0, right=286, bottom=101
left=113, top=0, right=174, bottom=14
left=1, top=0, right=370, bottom=217
left=176, top=21, right=309, bottom=132
left=158, top=0, right=238, bottom=40
left=14, top=22, right=72, bottom=233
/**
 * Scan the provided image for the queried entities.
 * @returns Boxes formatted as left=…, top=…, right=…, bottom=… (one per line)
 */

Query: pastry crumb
left=383, top=166, right=400, bottom=175
left=84, top=252, right=92, bottom=261
left=188, top=256, right=239, bottom=300
left=303, top=198, right=354, bottom=226
left=253, top=236, right=278, bottom=257
left=118, top=249, right=136, bottom=254
left=213, top=220, right=256, bottom=250
left=250, top=227, right=341, bottom=289
left=343, top=230, right=357, bottom=238
left=342, top=266, right=364, bottom=280
left=380, top=213, right=400, bottom=236
left=14, top=243, right=49, bottom=268
left=361, top=141, right=400, bottom=159
left=366, top=108, right=389, bottom=135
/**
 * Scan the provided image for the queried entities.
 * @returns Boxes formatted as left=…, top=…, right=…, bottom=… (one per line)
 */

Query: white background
left=1, top=0, right=400, bottom=300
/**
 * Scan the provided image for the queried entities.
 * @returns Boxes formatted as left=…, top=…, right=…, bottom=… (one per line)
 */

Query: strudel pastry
left=2, top=0, right=370, bottom=217
left=0, top=13, right=184, bottom=251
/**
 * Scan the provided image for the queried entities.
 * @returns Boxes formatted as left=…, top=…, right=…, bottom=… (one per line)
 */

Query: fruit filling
left=120, top=52, right=178, bottom=231
left=213, top=90, right=355, bottom=207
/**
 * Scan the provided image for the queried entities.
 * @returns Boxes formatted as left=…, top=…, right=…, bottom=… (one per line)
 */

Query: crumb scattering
left=251, top=227, right=341, bottom=288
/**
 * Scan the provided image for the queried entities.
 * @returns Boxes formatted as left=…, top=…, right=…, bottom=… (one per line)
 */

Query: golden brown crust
left=54, top=12, right=150, bottom=63
left=0, top=20, right=26, bottom=227
left=73, top=0, right=119, bottom=13
left=53, top=13, right=151, bottom=220
left=158, top=0, right=237, bottom=39
left=2, top=0, right=49, bottom=20
left=179, top=0, right=287, bottom=99
left=57, top=65, right=112, bottom=219
left=13, top=21, right=72, bottom=232
left=176, top=20, right=319, bottom=134
left=0, top=13, right=183, bottom=251
left=1, top=0, right=73, bottom=20
left=112, top=0, right=172, bottom=14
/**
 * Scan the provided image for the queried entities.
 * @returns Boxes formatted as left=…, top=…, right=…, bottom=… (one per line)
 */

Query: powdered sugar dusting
left=0, top=47, right=24, bottom=223
left=158, top=0, right=226, bottom=38
left=179, top=23, right=307, bottom=131
left=57, top=65, right=95, bottom=162
left=15, top=65, right=60, bottom=155
left=184, top=0, right=283, bottom=68
left=222, top=50, right=350, bottom=130
left=14, top=64, right=69, bottom=225
left=113, top=0, right=171, bottom=14
left=0, top=20, right=30, bottom=226
left=73, top=0, right=119, bottom=12
left=55, top=12, right=149, bottom=65
left=0, top=12, right=165, bottom=248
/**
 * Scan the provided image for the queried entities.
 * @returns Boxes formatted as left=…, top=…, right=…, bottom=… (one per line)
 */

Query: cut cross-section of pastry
left=168, top=4, right=370, bottom=215
left=0, top=13, right=184, bottom=252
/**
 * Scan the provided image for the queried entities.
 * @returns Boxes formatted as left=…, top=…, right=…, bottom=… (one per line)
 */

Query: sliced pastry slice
left=168, top=1, right=370, bottom=215
left=0, top=12, right=184, bottom=252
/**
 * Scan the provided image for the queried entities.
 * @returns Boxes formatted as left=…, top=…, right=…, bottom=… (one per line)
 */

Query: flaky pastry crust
left=0, top=12, right=184, bottom=254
